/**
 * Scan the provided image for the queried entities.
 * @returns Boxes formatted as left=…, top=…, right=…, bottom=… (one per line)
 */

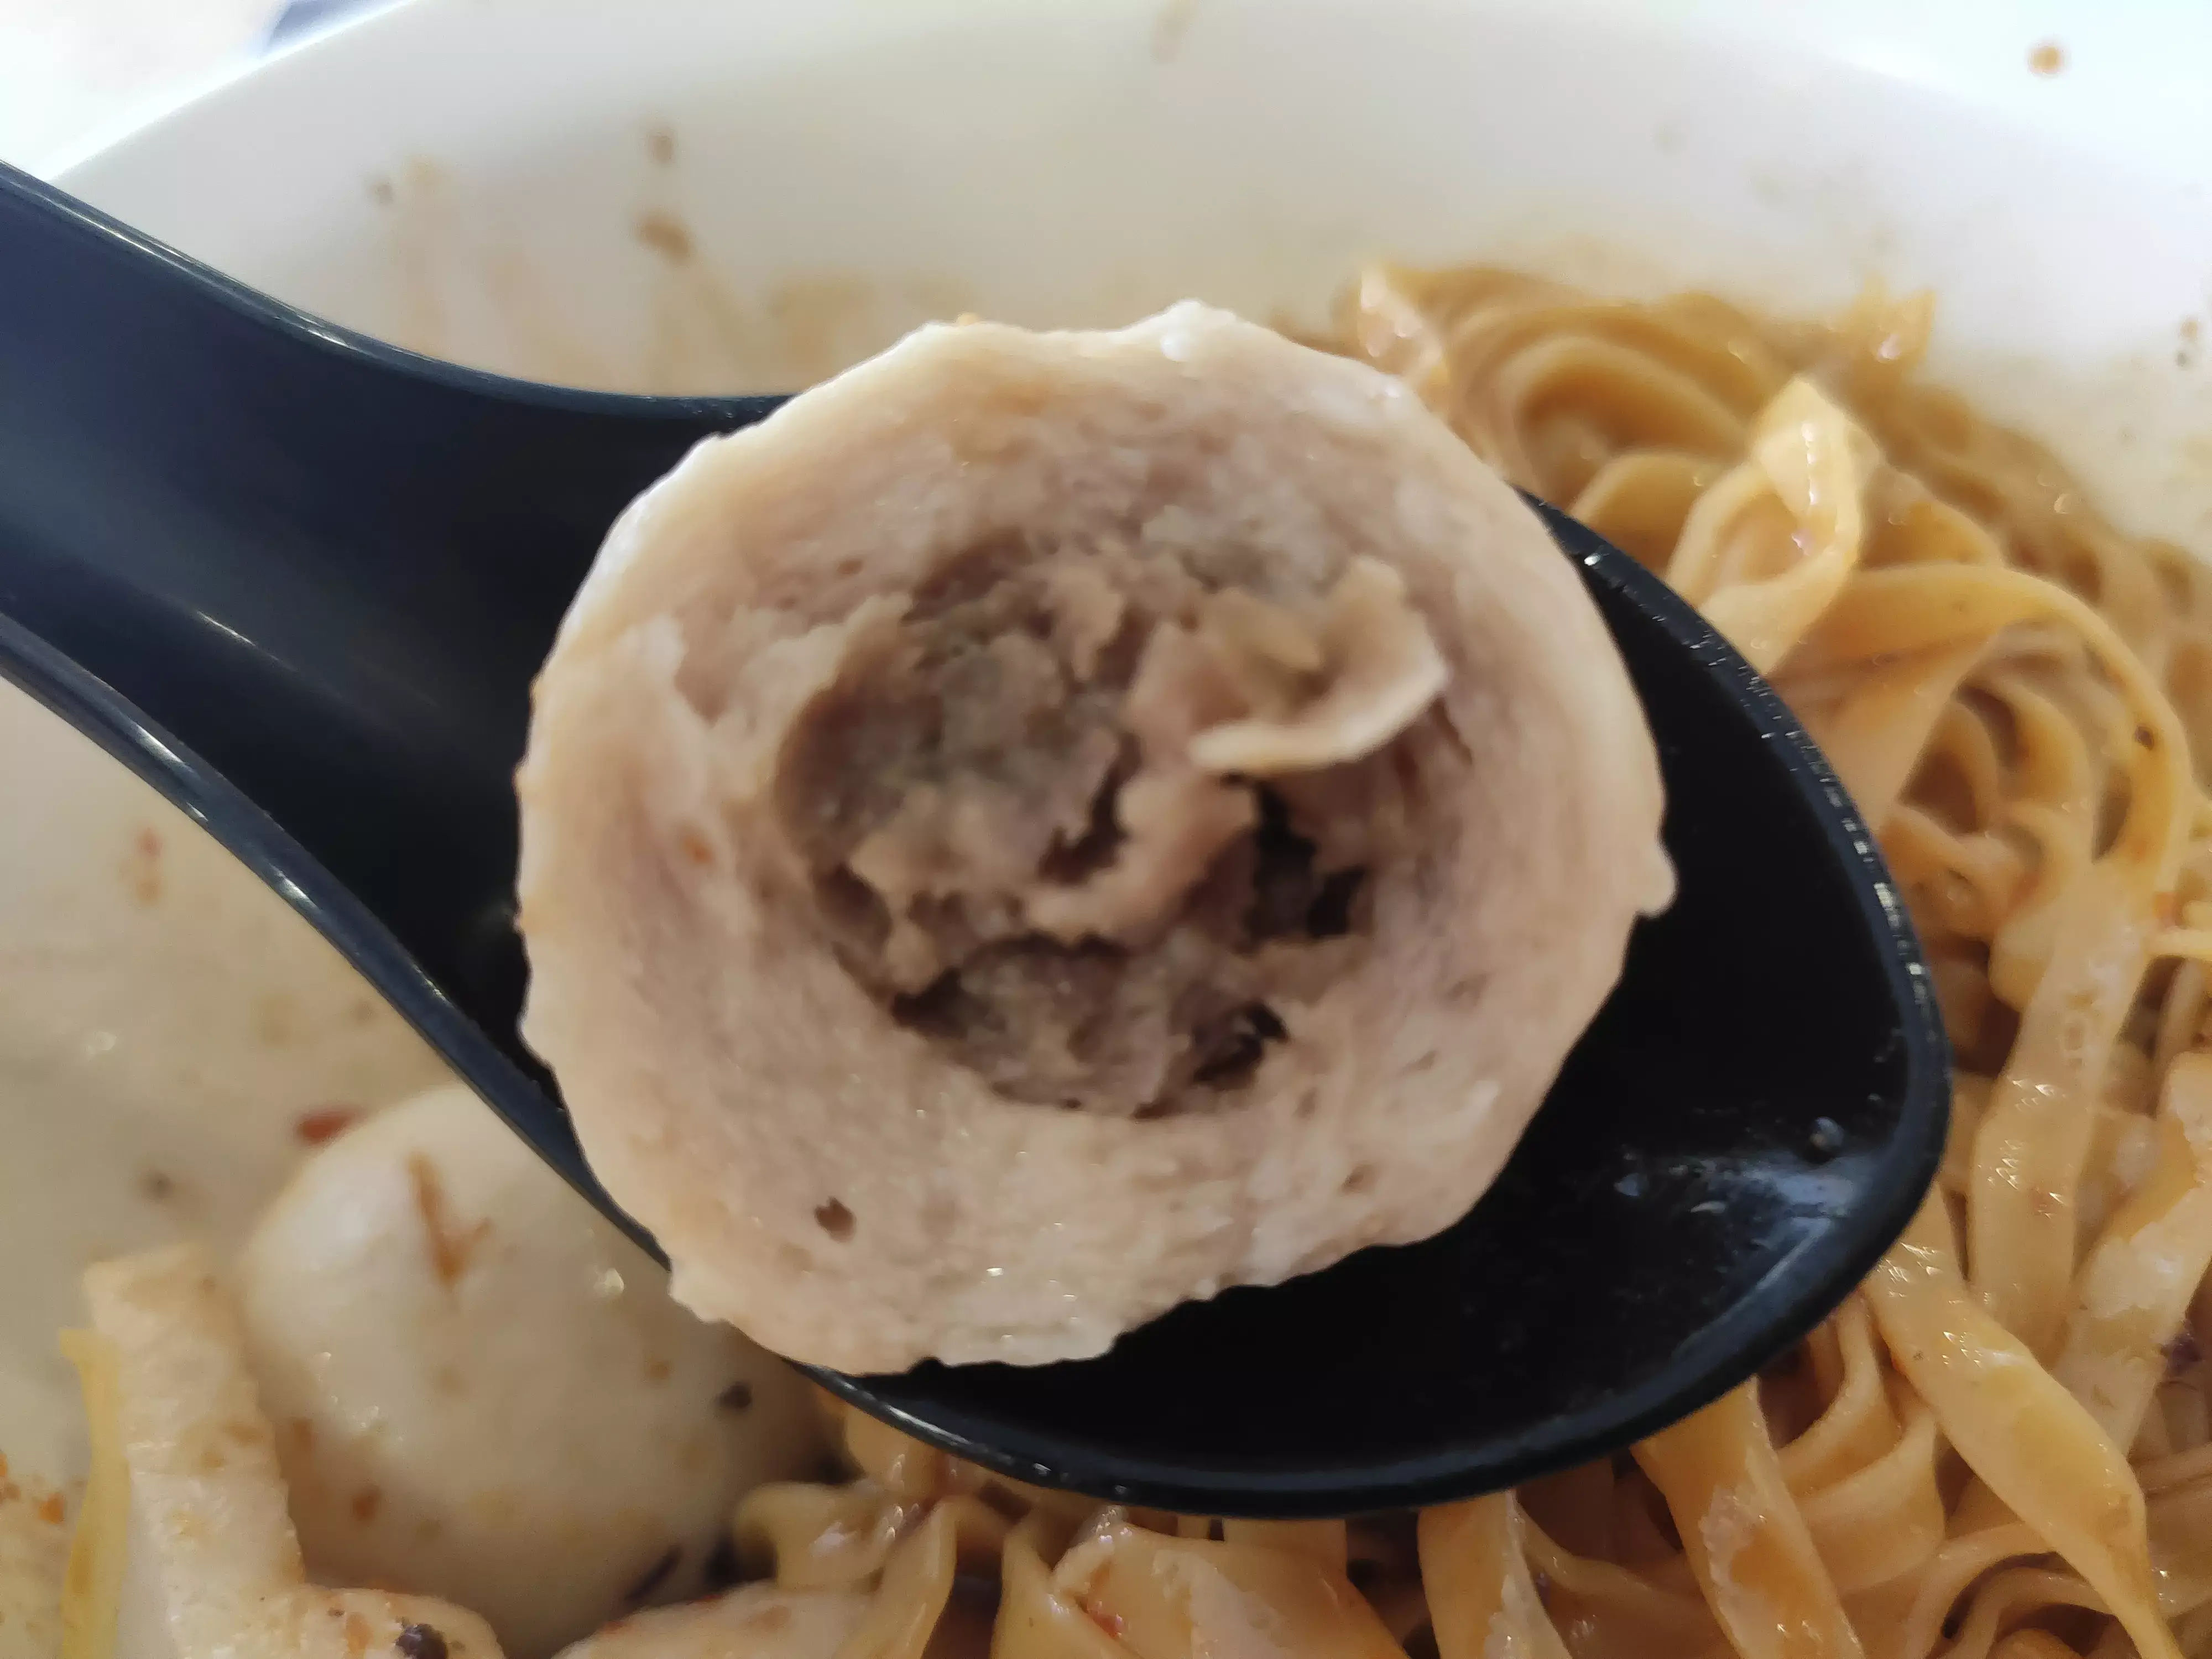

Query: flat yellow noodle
left=2054, top=1054, right=2212, bottom=1448
left=2141, top=1444, right=2212, bottom=1498
left=1796, top=1406, right=1945, bottom=1595
left=1522, top=1515, right=1722, bottom=1659
left=1219, top=1520, right=1350, bottom=1573
left=1568, top=450, right=1725, bottom=571
left=1058, top=1519, right=1407, bottom=1659
left=1679, top=380, right=1878, bottom=676
left=1942, top=1568, right=2110, bottom=1659
left=738, top=1482, right=917, bottom=1588
left=1846, top=1523, right=2047, bottom=1659
left=1420, top=1495, right=1575, bottom=1659
left=1865, top=1196, right=2179, bottom=1659
left=992, top=1525, right=1127, bottom=1659
left=1994, top=1630, right=2098, bottom=1659
left=835, top=1504, right=958, bottom=1659
left=1971, top=862, right=2164, bottom=1354
left=1633, top=1383, right=1865, bottom=1659
left=1778, top=1298, right=1901, bottom=1493
left=1790, top=641, right=1986, bottom=826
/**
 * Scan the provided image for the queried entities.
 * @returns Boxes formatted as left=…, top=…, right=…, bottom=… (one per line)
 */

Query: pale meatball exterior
left=236, top=1086, right=824, bottom=1659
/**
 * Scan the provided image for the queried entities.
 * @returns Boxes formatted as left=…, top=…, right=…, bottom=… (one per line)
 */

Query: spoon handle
left=0, top=163, right=771, bottom=1228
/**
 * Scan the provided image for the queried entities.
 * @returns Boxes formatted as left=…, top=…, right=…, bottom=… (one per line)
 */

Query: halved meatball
left=516, top=304, right=1671, bottom=1371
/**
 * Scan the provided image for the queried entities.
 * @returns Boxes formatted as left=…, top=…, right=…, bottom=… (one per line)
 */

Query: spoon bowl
left=0, top=163, right=1947, bottom=1514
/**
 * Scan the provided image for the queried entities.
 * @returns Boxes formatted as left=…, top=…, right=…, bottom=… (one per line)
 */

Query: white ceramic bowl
left=6, top=0, right=2212, bottom=1496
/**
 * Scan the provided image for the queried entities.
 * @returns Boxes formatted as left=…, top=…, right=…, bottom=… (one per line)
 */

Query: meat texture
left=516, top=304, right=1672, bottom=1371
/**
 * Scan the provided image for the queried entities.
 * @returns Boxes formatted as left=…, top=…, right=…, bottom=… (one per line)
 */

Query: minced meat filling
left=771, top=539, right=1448, bottom=1117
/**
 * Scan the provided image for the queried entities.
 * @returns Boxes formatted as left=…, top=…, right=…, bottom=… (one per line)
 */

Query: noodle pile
left=716, top=267, right=2212, bottom=1659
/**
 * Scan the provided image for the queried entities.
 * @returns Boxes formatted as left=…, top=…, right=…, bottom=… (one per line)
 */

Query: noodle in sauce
left=724, top=266, right=2212, bottom=1659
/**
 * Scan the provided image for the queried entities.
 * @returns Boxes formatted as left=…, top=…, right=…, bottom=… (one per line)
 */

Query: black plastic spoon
left=0, top=163, right=1946, bottom=1516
